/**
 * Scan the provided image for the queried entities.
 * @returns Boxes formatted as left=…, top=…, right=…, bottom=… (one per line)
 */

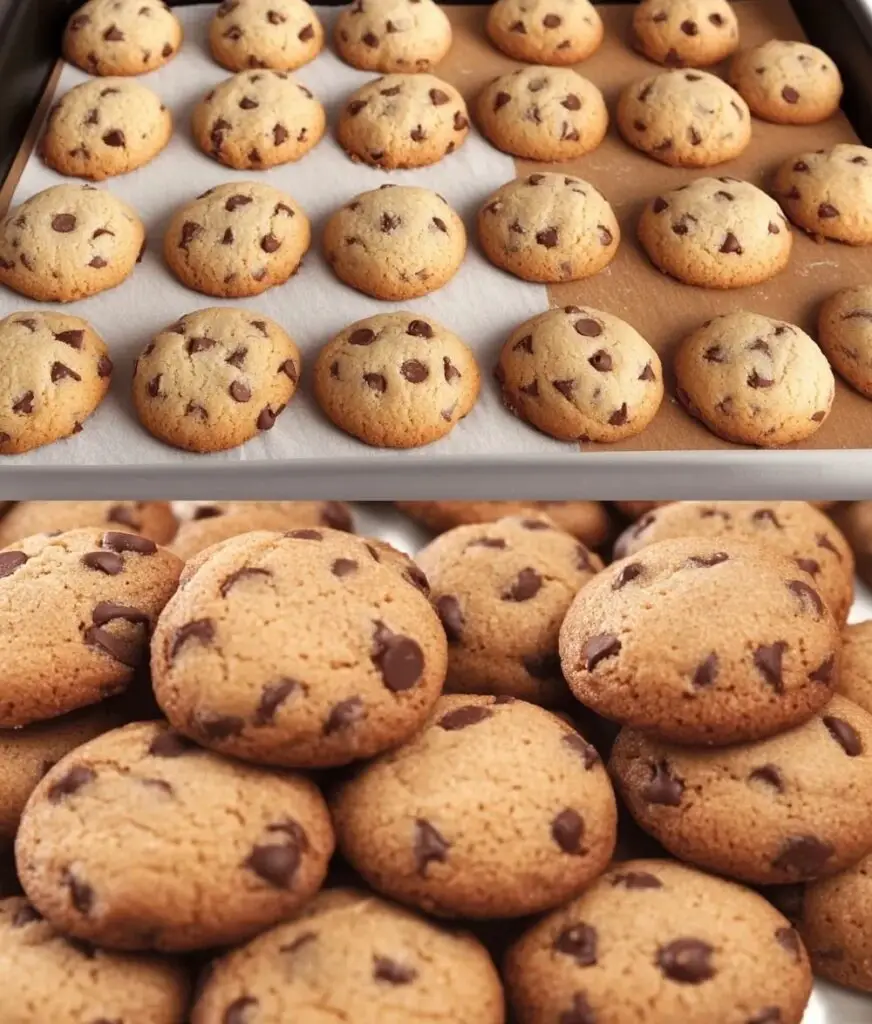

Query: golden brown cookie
left=209, top=0, right=324, bottom=72
left=486, top=0, right=604, bottom=66
left=335, top=0, right=453, bottom=73
left=0, top=501, right=176, bottom=548
left=63, top=0, right=183, bottom=76
left=632, top=0, right=739, bottom=68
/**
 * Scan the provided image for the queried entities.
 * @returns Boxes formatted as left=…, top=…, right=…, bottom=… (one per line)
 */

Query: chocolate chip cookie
left=63, top=0, right=182, bottom=76
left=335, top=0, right=453, bottom=73
left=486, top=0, right=604, bottom=66
left=730, top=40, right=843, bottom=125
left=209, top=0, right=324, bottom=72
left=0, top=500, right=176, bottom=548
left=633, top=0, right=739, bottom=68
left=833, top=501, right=872, bottom=592
left=819, top=285, right=872, bottom=398
left=838, top=620, right=872, bottom=717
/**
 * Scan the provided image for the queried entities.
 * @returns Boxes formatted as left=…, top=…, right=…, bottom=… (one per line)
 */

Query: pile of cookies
left=1, top=496, right=871, bottom=1022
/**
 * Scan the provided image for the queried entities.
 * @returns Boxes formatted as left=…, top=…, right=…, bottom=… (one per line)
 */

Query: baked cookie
left=16, top=720, right=334, bottom=951
left=833, top=501, right=872, bottom=591
left=633, top=0, right=739, bottom=68
left=0, top=500, right=176, bottom=548
left=0, top=528, right=182, bottom=727
left=324, top=185, right=466, bottom=300
left=313, top=312, right=480, bottom=448
left=614, top=500, right=854, bottom=624
left=505, top=859, right=812, bottom=1024
left=0, top=184, right=145, bottom=302
left=496, top=306, right=663, bottom=443
left=486, top=0, right=603, bottom=66
left=559, top=536, right=840, bottom=745
left=674, top=312, right=835, bottom=447
left=192, top=69, right=325, bottom=170
left=838, top=621, right=872, bottom=717
left=774, top=145, right=872, bottom=245
left=332, top=694, right=617, bottom=918
left=209, top=0, right=323, bottom=72
left=40, top=78, right=172, bottom=181
left=617, top=69, right=751, bottom=168
left=0, top=312, right=112, bottom=455
left=479, top=175, right=619, bottom=284
left=819, top=285, right=872, bottom=398
left=337, top=73, right=469, bottom=169
left=132, top=308, right=300, bottom=453
left=477, top=67, right=608, bottom=162
left=63, top=0, right=182, bottom=76
left=638, top=177, right=792, bottom=288
left=191, top=888, right=505, bottom=1024
left=163, top=181, right=310, bottom=298
left=729, top=40, right=843, bottom=125
left=416, top=514, right=602, bottom=706
left=335, top=0, right=452, bottom=73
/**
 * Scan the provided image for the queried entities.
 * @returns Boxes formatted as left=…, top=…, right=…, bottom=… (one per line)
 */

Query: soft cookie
left=0, top=500, right=176, bottom=547
left=819, top=285, right=872, bottom=398
left=63, top=0, right=182, bottom=76
left=730, top=40, right=843, bottom=125
left=335, top=0, right=452, bottom=73
left=838, top=620, right=872, bottom=717
left=633, top=0, right=739, bottom=68
left=486, top=0, right=603, bottom=66
left=209, top=0, right=324, bottom=72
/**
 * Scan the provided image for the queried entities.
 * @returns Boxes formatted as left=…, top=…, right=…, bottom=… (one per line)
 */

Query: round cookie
left=163, top=181, right=310, bottom=298
left=0, top=896, right=190, bottom=1024
left=191, top=888, right=505, bottom=1024
left=62, top=0, right=182, bottom=77
left=637, top=176, right=793, bottom=289
left=674, top=311, right=835, bottom=447
left=0, top=184, right=145, bottom=302
left=332, top=694, right=617, bottom=918
left=0, top=312, right=112, bottom=455
left=16, top=720, right=334, bottom=951
left=505, top=859, right=812, bottom=1024
left=486, top=0, right=603, bottom=66
left=324, top=185, right=466, bottom=300
left=496, top=306, right=664, bottom=443
left=209, top=0, right=324, bottom=72
left=833, top=501, right=872, bottom=591
left=617, top=69, right=751, bottom=168
left=313, top=312, right=480, bottom=448
left=0, top=500, right=176, bottom=548
left=40, top=78, right=172, bottom=181
left=477, top=67, right=608, bottom=162
left=0, top=528, right=182, bottom=727
left=819, top=285, right=872, bottom=398
left=337, top=73, right=469, bottom=169
left=192, top=69, right=325, bottom=170
left=558, top=536, right=840, bottom=745
left=633, top=0, right=739, bottom=68
left=838, top=620, right=872, bottom=716
left=729, top=40, right=843, bottom=125
left=335, top=0, right=452, bottom=73
left=132, top=308, right=300, bottom=453
left=613, top=500, right=854, bottom=625
left=479, top=174, right=619, bottom=284
left=773, top=144, right=872, bottom=245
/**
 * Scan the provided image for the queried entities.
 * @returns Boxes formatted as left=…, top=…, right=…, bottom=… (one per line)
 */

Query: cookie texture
left=486, top=0, right=603, bottom=66
left=332, top=694, right=617, bottom=918
left=324, top=185, right=466, bottom=300
left=313, top=312, right=480, bottom=448
left=834, top=501, right=872, bottom=592
left=838, top=621, right=872, bottom=717
left=209, top=0, right=324, bottom=72
left=0, top=312, right=112, bottom=455
left=496, top=306, right=663, bottom=443
left=505, top=859, right=812, bottom=1024
left=337, top=73, right=469, bottom=169
left=0, top=500, right=176, bottom=548
left=163, top=181, right=310, bottom=298
left=633, top=0, right=739, bottom=68
left=819, top=285, right=872, bottom=398
left=674, top=311, right=835, bottom=447
left=63, top=0, right=182, bottom=76
left=617, top=69, right=750, bottom=168
left=559, top=536, right=840, bottom=745
left=0, top=184, right=145, bottom=302
left=335, top=0, right=452, bottom=73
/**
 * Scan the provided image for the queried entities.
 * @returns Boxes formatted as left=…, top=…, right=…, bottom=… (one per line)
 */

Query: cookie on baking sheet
left=477, top=67, right=608, bottom=162
left=313, top=312, right=480, bottom=448
left=40, top=78, right=172, bottom=181
left=486, top=0, right=603, bottom=66
left=191, top=888, right=504, bottom=1024
left=337, top=73, right=469, bottom=169
left=0, top=500, right=176, bottom=548
left=63, top=0, right=182, bottom=77
left=774, top=145, right=872, bottom=245
left=838, top=620, right=872, bottom=717
left=637, top=177, right=792, bottom=288
left=632, top=0, right=739, bottom=68
left=163, top=181, right=310, bottom=298
left=559, top=536, right=840, bottom=745
left=617, top=69, right=751, bottom=168
left=496, top=306, right=663, bottom=443
left=505, top=859, right=812, bottom=1024
left=729, top=40, right=843, bottom=125
left=332, top=694, right=617, bottom=918
left=478, top=174, right=619, bottom=284
left=0, top=184, right=145, bottom=302
left=192, top=69, right=325, bottom=170
left=674, top=312, right=835, bottom=447
left=324, top=185, right=466, bottom=300
left=819, top=285, right=872, bottom=398
left=335, top=0, right=452, bottom=73
left=16, top=720, right=334, bottom=951
left=209, top=0, right=323, bottom=72
left=132, top=308, right=300, bottom=453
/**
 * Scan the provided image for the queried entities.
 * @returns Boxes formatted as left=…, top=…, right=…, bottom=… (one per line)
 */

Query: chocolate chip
left=440, top=704, right=496, bottom=734
left=819, top=203, right=839, bottom=219
left=364, top=373, right=387, bottom=393
left=554, top=922, right=597, bottom=964
left=102, top=129, right=125, bottom=147
left=286, top=528, right=322, bottom=540
left=11, top=390, right=32, bottom=415
left=261, top=233, right=281, bottom=253
left=612, top=563, right=643, bottom=590
left=97, top=355, right=113, bottom=379
left=298, top=23, right=314, bottom=40
left=786, top=580, right=823, bottom=617
left=584, top=634, right=621, bottom=671
left=782, top=86, right=800, bottom=104
left=657, top=938, right=714, bottom=983
left=148, top=731, right=195, bottom=757
left=808, top=653, right=835, bottom=685
left=0, top=552, right=28, bottom=578
left=252, top=679, right=300, bottom=726
left=823, top=715, right=863, bottom=756
left=63, top=869, right=93, bottom=915
left=48, top=765, right=95, bottom=803
left=401, top=359, right=428, bottom=383
left=587, top=349, right=613, bottom=373
left=103, top=25, right=124, bottom=41
left=509, top=19, right=525, bottom=32
left=772, top=834, right=835, bottom=876
left=170, top=619, right=215, bottom=661
left=331, top=558, right=358, bottom=578
left=195, top=711, right=244, bottom=740
left=749, top=763, right=785, bottom=792
left=754, top=642, right=787, bottom=692
left=503, top=567, right=542, bottom=601
left=369, top=955, right=417, bottom=984
left=692, top=653, right=718, bottom=689
left=371, top=622, right=424, bottom=692
left=494, top=91, right=511, bottom=112
left=54, top=329, right=84, bottom=349
left=720, top=232, right=743, bottom=255
left=82, top=551, right=123, bottom=576
left=245, top=842, right=301, bottom=888
left=435, top=594, right=463, bottom=642
left=102, top=532, right=156, bottom=555
left=563, top=733, right=599, bottom=769
left=536, top=227, right=559, bottom=248
left=51, top=213, right=76, bottom=235
left=325, top=697, right=364, bottom=735
left=643, top=760, right=684, bottom=805
left=680, top=18, right=698, bottom=35
left=51, top=361, right=82, bottom=384
left=453, top=111, right=469, bottom=131
left=543, top=12, right=561, bottom=27
left=414, top=818, right=449, bottom=874
left=610, top=870, right=662, bottom=890
left=553, top=379, right=575, bottom=400
left=776, top=926, right=802, bottom=961
left=552, top=809, right=584, bottom=853
left=225, top=194, right=252, bottom=213
left=573, top=317, right=603, bottom=340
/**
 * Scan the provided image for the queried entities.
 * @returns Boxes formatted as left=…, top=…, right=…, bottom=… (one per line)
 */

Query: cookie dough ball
left=63, top=0, right=182, bottom=76
left=838, top=621, right=872, bottom=716
left=559, top=537, right=840, bottom=745
left=486, top=0, right=603, bottom=66
left=0, top=500, right=176, bottom=547
left=730, top=40, right=843, bottom=125
left=209, top=0, right=323, bottom=72
left=335, top=0, right=452, bottom=73
left=819, top=285, right=872, bottom=398
left=633, top=0, right=739, bottom=68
